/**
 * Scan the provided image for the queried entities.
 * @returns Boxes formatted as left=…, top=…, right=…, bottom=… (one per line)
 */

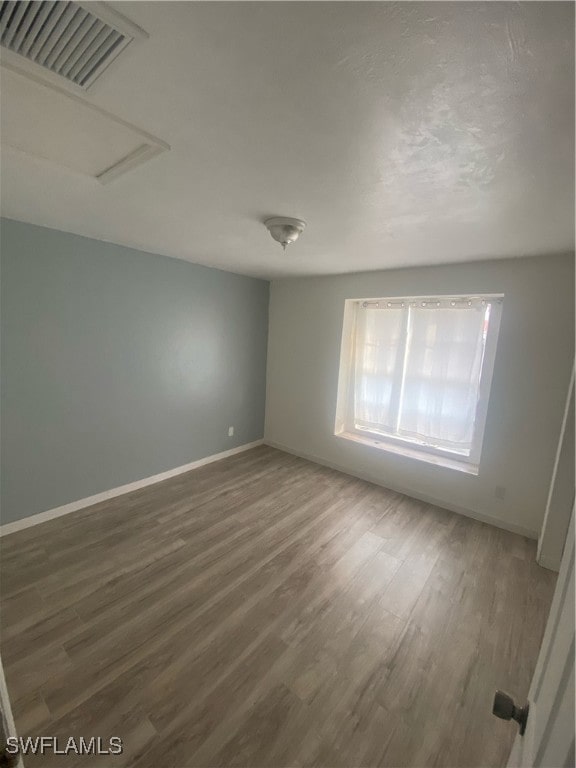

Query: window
left=334, top=295, right=503, bottom=472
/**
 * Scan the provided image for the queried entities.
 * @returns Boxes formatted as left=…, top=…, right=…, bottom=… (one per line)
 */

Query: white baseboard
left=265, top=440, right=539, bottom=540
left=0, top=440, right=264, bottom=537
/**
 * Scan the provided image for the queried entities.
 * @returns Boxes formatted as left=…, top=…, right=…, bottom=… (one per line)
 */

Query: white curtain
left=353, top=301, right=490, bottom=453
left=354, top=306, right=404, bottom=432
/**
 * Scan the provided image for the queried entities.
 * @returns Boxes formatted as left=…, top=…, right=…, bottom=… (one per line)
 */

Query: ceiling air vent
left=0, top=1, right=146, bottom=90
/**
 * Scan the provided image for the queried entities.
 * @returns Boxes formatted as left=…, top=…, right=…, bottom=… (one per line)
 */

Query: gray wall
left=1, top=219, right=269, bottom=524
left=265, top=253, right=575, bottom=538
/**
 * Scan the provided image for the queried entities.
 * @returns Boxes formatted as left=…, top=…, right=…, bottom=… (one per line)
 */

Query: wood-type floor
left=0, top=446, right=557, bottom=767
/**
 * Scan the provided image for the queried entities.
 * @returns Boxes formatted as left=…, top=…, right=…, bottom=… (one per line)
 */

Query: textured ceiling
left=1, top=1, right=574, bottom=278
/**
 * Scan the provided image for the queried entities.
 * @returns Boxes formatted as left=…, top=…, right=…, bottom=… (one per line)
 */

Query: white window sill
left=335, top=431, right=479, bottom=475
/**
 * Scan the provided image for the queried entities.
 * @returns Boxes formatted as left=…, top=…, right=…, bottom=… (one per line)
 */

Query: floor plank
left=0, top=446, right=556, bottom=767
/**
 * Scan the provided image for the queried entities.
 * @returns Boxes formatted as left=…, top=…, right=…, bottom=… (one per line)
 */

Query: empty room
left=0, top=2, right=574, bottom=767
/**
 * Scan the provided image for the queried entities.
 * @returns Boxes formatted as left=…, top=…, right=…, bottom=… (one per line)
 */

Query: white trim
left=537, top=367, right=575, bottom=570
left=0, top=655, right=24, bottom=768
left=76, top=2, right=149, bottom=42
left=265, top=439, right=539, bottom=540
left=96, top=144, right=166, bottom=185
left=336, top=431, right=479, bottom=475
left=508, top=508, right=575, bottom=766
left=0, top=441, right=263, bottom=538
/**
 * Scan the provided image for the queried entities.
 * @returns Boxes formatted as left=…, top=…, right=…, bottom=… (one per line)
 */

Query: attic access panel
left=1, top=67, right=170, bottom=183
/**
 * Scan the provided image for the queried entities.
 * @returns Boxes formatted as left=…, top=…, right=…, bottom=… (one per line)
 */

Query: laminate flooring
left=0, top=446, right=557, bottom=767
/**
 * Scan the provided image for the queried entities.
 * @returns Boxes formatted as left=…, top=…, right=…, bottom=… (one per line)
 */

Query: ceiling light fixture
left=264, top=217, right=306, bottom=251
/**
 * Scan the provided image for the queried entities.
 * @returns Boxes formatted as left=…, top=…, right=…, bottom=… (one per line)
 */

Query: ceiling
left=1, top=1, right=574, bottom=279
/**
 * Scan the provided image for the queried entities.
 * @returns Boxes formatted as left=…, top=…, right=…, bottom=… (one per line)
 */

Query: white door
left=507, top=508, right=575, bottom=767
left=0, top=653, right=23, bottom=767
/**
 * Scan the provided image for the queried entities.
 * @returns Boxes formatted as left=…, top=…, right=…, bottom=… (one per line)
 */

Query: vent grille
left=0, top=1, right=132, bottom=88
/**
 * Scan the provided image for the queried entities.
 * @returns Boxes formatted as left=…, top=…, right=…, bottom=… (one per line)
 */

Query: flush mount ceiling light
left=264, top=217, right=306, bottom=251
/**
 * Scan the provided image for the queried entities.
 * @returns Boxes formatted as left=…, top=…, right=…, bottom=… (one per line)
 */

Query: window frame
left=334, top=294, right=504, bottom=472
